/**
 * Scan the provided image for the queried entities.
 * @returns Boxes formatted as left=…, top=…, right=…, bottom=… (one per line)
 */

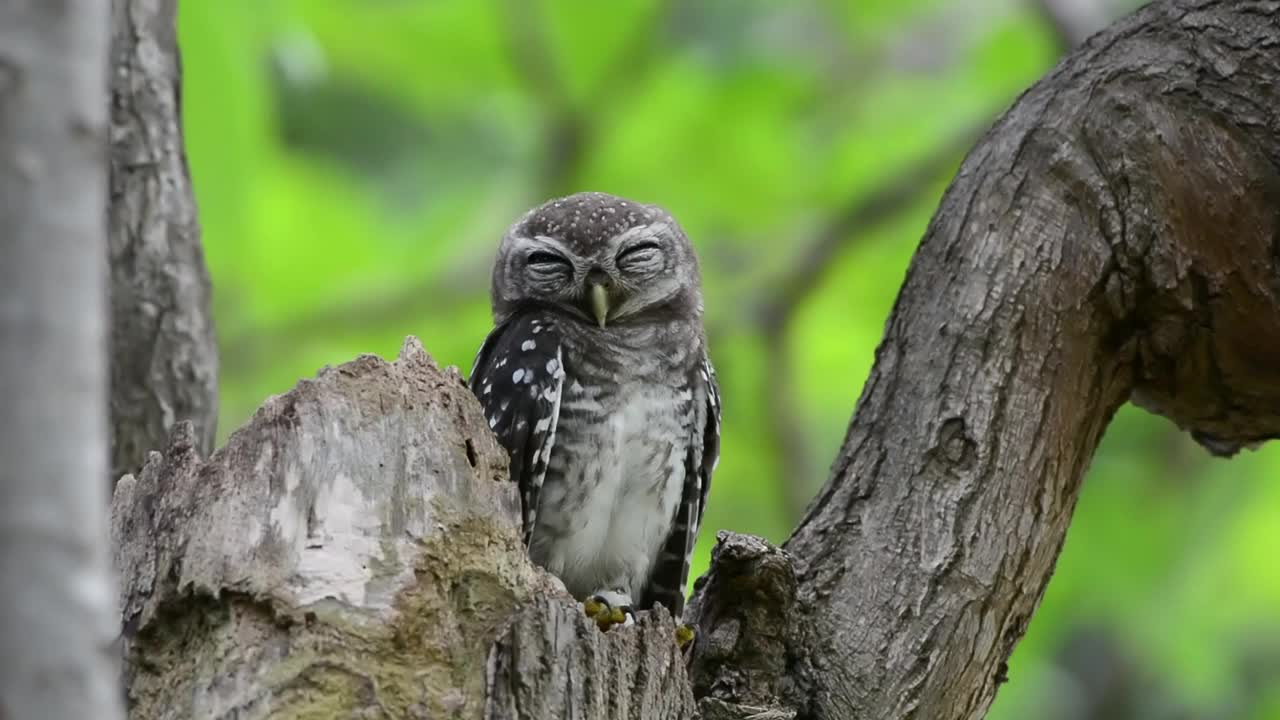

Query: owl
left=468, top=191, right=720, bottom=631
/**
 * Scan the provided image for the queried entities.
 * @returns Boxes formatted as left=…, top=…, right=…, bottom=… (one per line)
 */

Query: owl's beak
left=589, top=283, right=610, bottom=328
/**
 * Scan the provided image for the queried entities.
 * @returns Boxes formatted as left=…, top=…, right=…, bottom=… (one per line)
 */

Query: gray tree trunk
left=109, top=1, right=1280, bottom=719
left=0, top=2, right=123, bottom=719
left=108, top=0, right=218, bottom=487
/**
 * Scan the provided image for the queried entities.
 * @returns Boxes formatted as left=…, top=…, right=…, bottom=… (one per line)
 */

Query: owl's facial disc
left=491, top=192, right=702, bottom=327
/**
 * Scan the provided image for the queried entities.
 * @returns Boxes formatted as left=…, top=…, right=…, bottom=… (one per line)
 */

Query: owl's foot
left=583, top=590, right=635, bottom=632
left=675, top=623, right=696, bottom=649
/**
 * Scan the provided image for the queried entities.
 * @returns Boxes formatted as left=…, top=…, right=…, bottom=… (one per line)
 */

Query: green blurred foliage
left=179, top=1, right=1280, bottom=717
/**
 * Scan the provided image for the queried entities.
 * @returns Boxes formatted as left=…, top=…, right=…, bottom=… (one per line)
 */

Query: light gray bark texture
left=0, top=1, right=123, bottom=719
left=110, top=1, right=1280, bottom=719
left=109, top=0, right=218, bottom=486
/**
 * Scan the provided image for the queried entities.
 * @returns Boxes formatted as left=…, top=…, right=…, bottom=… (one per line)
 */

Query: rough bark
left=776, top=1, right=1280, bottom=718
left=109, top=0, right=218, bottom=486
left=684, top=533, right=811, bottom=720
left=0, top=1, right=123, bottom=719
left=111, top=1, right=1280, bottom=719
left=112, top=338, right=693, bottom=719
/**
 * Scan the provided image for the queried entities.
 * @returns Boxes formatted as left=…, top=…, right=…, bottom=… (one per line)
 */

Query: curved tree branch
left=754, top=0, right=1121, bottom=526
left=776, top=1, right=1280, bottom=716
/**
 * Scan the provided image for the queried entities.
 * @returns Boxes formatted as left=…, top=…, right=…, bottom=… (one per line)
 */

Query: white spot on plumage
left=522, top=340, right=537, bottom=351
left=546, top=358, right=560, bottom=374
left=488, top=416, right=497, bottom=429
left=512, top=368, right=525, bottom=383
left=482, top=383, right=492, bottom=396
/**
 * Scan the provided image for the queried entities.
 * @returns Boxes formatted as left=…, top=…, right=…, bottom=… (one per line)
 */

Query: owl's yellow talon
left=675, top=624, right=695, bottom=649
left=583, top=593, right=635, bottom=631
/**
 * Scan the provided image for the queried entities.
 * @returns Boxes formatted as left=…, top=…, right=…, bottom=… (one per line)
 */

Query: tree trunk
left=108, top=0, right=218, bottom=487
left=0, top=2, right=123, bottom=719
left=109, top=1, right=1280, bottom=719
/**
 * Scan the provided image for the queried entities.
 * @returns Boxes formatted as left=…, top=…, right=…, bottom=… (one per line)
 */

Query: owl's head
left=489, top=192, right=704, bottom=329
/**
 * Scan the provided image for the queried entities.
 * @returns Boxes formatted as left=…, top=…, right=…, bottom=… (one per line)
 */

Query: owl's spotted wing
left=640, top=352, right=721, bottom=617
left=468, top=313, right=565, bottom=545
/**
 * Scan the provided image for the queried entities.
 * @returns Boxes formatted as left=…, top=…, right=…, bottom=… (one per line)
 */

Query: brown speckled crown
left=513, top=192, right=668, bottom=255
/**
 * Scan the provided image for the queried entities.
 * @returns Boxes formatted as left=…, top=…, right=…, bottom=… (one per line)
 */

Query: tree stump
left=111, top=337, right=694, bottom=719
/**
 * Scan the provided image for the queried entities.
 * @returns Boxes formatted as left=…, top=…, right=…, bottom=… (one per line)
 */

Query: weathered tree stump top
left=111, top=337, right=693, bottom=719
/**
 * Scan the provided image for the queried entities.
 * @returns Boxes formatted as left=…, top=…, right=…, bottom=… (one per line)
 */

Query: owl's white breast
left=529, top=378, right=690, bottom=602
